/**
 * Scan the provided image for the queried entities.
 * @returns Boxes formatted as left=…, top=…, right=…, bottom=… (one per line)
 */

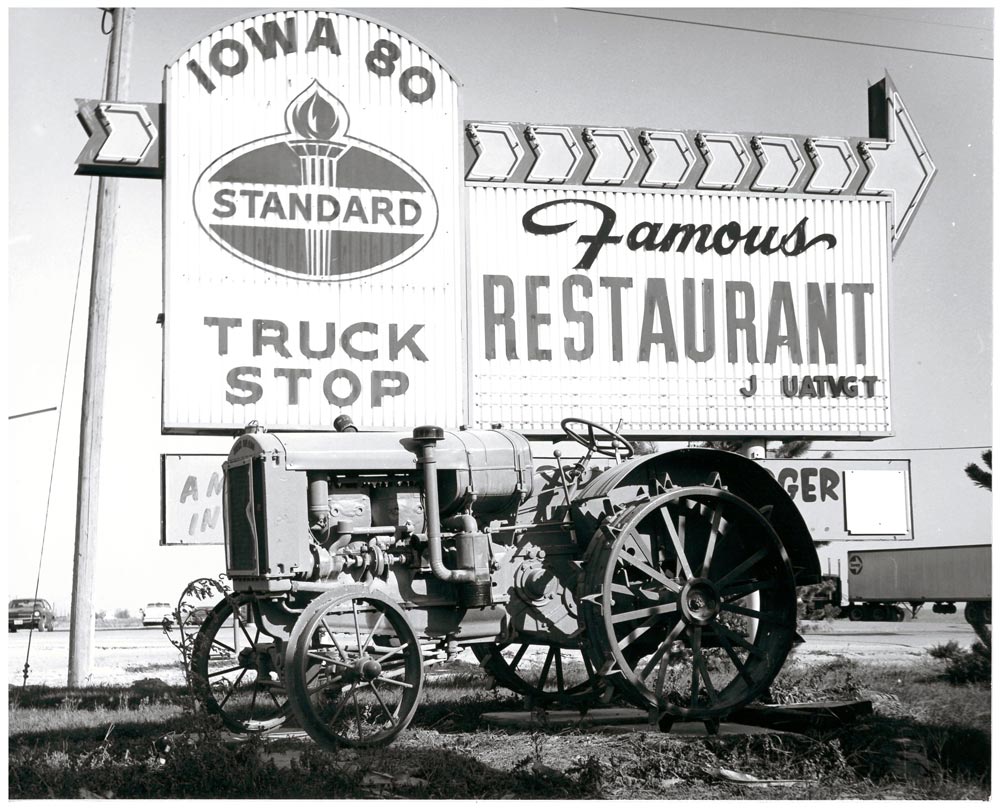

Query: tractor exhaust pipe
left=412, top=426, right=476, bottom=585
left=413, top=426, right=493, bottom=606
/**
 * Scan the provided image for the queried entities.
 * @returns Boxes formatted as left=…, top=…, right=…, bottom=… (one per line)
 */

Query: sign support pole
left=68, top=7, right=134, bottom=687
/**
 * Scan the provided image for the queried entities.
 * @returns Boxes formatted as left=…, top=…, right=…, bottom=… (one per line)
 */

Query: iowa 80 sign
left=150, top=9, right=934, bottom=437
left=163, top=10, right=464, bottom=431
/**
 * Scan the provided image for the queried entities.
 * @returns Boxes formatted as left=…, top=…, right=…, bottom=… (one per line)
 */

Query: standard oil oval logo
left=194, top=81, right=438, bottom=282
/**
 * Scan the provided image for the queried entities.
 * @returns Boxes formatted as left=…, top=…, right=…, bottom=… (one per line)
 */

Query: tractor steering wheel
left=560, top=418, right=636, bottom=460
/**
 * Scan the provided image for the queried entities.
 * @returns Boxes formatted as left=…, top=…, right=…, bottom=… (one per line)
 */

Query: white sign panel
left=161, top=455, right=225, bottom=545
left=761, top=459, right=912, bottom=541
left=163, top=10, right=464, bottom=431
left=844, top=468, right=911, bottom=535
left=468, top=186, right=891, bottom=437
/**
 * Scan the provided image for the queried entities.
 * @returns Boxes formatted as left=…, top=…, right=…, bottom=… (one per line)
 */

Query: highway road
left=795, top=615, right=982, bottom=665
left=8, top=615, right=982, bottom=688
left=9, top=626, right=192, bottom=688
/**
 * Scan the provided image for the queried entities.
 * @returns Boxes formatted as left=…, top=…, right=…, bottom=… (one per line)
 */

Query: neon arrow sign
left=75, top=99, right=162, bottom=178
left=465, top=73, right=936, bottom=254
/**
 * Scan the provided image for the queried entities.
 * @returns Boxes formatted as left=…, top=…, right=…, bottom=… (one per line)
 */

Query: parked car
left=140, top=602, right=173, bottom=627
left=183, top=606, right=212, bottom=627
left=9, top=598, right=55, bottom=632
left=181, top=603, right=246, bottom=629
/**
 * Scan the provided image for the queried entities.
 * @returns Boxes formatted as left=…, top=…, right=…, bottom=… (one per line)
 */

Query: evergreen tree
left=697, top=439, right=832, bottom=459
left=965, top=449, right=992, bottom=491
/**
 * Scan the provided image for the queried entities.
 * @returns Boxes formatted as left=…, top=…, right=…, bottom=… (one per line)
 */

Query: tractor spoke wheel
left=285, top=588, right=423, bottom=749
left=471, top=642, right=604, bottom=707
left=190, top=593, right=288, bottom=733
left=581, top=486, right=797, bottom=722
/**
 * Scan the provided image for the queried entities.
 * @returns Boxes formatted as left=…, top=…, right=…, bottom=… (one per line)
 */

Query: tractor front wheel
left=285, top=587, right=424, bottom=749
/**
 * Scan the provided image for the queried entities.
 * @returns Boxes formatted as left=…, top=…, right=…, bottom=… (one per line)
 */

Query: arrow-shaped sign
left=76, top=99, right=163, bottom=178
left=464, top=74, right=935, bottom=254
left=858, top=74, right=937, bottom=250
left=804, top=138, right=860, bottom=194
left=694, top=132, right=752, bottom=190
left=638, top=131, right=696, bottom=188
left=749, top=135, right=805, bottom=192
left=524, top=125, right=581, bottom=183
left=582, top=127, right=639, bottom=185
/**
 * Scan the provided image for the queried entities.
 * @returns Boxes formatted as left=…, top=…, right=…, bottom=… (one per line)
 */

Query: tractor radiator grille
left=226, top=459, right=266, bottom=575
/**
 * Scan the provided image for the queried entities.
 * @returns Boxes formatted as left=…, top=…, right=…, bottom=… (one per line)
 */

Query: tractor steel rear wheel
left=580, top=487, right=797, bottom=723
left=285, top=587, right=423, bottom=749
left=471, top=642, right=605, bottom=707
left=191, top=593, right=289, bottom=732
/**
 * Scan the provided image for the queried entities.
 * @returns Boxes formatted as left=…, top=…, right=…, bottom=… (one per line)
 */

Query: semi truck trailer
left=805, top=545, right=991, bottom=624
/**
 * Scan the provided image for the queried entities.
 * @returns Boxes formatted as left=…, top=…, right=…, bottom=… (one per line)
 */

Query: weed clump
left=767, top=658, right=861, bottom=704
left=929, top=641, right=991, bottom=685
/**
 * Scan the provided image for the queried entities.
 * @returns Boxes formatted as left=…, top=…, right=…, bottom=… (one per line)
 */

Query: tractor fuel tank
left=229, top=427, right=534, bottom=517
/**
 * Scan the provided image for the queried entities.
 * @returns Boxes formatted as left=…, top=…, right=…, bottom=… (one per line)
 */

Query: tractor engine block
left=223, top=424, right=541, bottom=625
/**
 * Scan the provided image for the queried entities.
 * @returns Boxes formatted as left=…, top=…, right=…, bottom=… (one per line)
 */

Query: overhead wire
left=9, top=407, right=58, bottom=420
left=806, top=7, right=992, bottom=33
left=568, top=8, right=993, bottom=62
left=22, top=177, right=96, bottom=687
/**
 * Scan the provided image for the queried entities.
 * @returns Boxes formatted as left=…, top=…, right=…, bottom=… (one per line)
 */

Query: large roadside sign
left=464, top=77, right=934, bottom=437
left=77, top=11, right=936, bottom=439
left=468, top=185, right=890, bottom=436
left=161, top=10, right=465, bottom=432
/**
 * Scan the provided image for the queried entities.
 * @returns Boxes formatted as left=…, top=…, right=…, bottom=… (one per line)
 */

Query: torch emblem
left=286, top=83, right=349, bottom=277
left=194, top=81, right=438, bottom=281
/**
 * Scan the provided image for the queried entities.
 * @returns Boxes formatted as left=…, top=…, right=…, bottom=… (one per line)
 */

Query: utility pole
left=69, top=7, right=134, bottom=687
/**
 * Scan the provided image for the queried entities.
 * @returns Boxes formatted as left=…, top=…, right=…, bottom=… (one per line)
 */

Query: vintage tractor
left=191, top=418, right=820, bottom=748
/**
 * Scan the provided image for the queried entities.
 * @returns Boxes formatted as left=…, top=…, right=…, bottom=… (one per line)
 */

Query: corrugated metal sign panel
left=163, top=10, right=464, bottom=431
left=468, top=185, right=892, bottom=437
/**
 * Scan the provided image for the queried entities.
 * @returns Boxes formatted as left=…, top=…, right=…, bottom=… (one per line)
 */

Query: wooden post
left=68, top=7, right=134, bottom=687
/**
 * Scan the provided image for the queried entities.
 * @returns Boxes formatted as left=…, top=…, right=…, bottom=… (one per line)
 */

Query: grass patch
left=766, top=655, right=990, bottom=792
left=8, top=655, right=990, bottom=799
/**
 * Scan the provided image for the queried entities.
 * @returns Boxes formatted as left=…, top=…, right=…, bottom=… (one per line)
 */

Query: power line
left=807, top=7, right=992, bottom=33
left=569, top=8, right=993, bottom=62
left=23, top=174, right=96, bottom=688
left=9, top=407, right=57, bottom=420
